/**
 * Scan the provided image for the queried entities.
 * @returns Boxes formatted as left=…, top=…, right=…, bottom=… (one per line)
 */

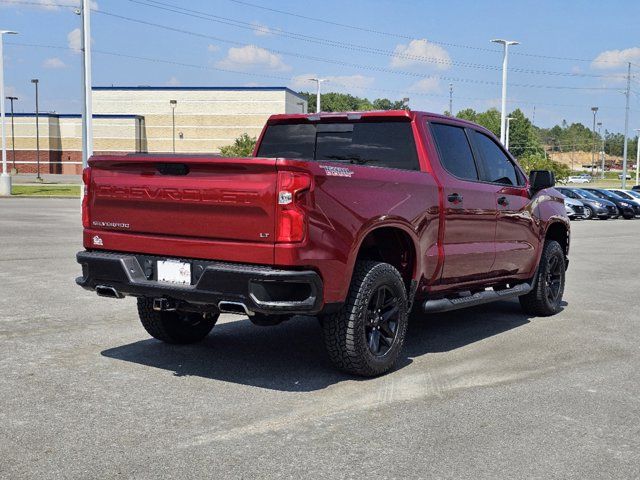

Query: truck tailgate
left=88, top=155, right=277, bottom=245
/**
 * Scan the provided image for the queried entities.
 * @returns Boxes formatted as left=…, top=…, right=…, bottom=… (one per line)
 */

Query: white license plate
left=157, top=260, right=191, bottom=285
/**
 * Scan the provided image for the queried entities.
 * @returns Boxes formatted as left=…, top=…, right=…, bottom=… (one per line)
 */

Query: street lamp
left=491, top=38, right=519, bottom=145
left=6, top=96, right=17, bottom=174
left=308, top=78, right=327, bottom=113
left=597, top=121, right=605, bottom=179
left=169, top=99, right=177, bottom=153
left=591, top=106, right=598, bottom=175
left=635, top=128, right=640, bottom=187
left=505, top=116, right=515, bottom=151
left=0, top=30, right=18, bottom=196
left=31, top=79, right=41, bottom=182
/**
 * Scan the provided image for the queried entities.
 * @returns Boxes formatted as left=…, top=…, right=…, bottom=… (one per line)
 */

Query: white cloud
left=390, top=39, right=451, bottom=70
left=207, top=44, right=220, bottom=52
left=252, top=21, right=280, bottom=37
left=408, top=77, right=440, bottom=93
left=217, top=45, right=290, bottom=71
left=290, top=73, right=375, bottom=94
left=166, top=76, right=180, bottom=86
left=592, top=47, right=640, bottom=69
left=43, top=57, right=66, bottom=69
left=67, top=28, right=81, bottom=52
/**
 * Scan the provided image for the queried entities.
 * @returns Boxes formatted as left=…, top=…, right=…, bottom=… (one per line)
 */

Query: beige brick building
left=4, top=86, right=307, bottom=174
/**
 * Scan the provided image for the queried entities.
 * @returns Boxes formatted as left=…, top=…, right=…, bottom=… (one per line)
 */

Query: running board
left=422, top=282, right=533, bottom=314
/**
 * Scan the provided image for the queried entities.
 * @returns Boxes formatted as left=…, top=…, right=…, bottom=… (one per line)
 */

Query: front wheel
left=519, top=240, right=566, bottom=316
left=583, top=206, right=593, bottom=219
left=137, top=298, right=219, bottom=344
left=320, top=261, right=409, bottom=377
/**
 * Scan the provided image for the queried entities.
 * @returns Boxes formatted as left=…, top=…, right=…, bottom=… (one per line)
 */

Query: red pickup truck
left=77, top=110, right=569, bottom=376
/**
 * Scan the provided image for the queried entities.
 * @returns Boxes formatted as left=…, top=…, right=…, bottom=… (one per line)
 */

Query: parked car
left=632, top=185, right=640, bottom=192
left=608, top=189, right=640, bottom=209
left=556, top=187, right=613, bottom=219
left=582, top=188, right=638, bottom=219
left=76, top=110, right=569, bottom=376
left=563, top=196, right=586, bottom=219
left=567, top=176, right=591, bottom=184
left=618, top=174, right=632, bottom=180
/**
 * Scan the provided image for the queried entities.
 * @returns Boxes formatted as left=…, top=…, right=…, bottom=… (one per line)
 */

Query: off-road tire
left=320, top=261, right=408, bottom=377
left=519, top=240, right=566, bottom=316
left=137, top=298, right=219, bottom=344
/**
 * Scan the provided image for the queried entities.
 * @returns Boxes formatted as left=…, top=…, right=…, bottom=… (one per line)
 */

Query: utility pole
left=597, top=121, right=604, bottom=179
left=0, top=30, right=17, bottom=196
left=31, top=78, right=41, bottom=182
left=308, top=78, right=327, bottom=113
left=491, top=39, right=519, bottom=145
left=505, top=117, right=515, bottom=151
left=590, top=106, right=598, bottom=176
left=6, top=95, right=17, bottom=174
left=170, top=99, right=177, bottom=153
left=80, top=0, right=93, bottom=172
left=621, top=62, right=631, bottom=189
left=448, top=83, right=453, bottom=116
left=635, top=128, right=640, bottom=187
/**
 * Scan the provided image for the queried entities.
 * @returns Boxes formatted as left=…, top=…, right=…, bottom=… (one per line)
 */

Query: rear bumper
left=76, top=250, right=324, bottom=315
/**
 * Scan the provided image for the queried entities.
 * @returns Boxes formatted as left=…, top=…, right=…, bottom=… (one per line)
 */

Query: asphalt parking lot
left=1, top=198, right=639, bottom=479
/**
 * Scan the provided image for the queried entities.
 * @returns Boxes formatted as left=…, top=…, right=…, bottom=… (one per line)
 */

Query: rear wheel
left=519, top=240, right=566, bottom=316
left=137, top=298, right=219, bottom=344
left=320, top=261, right=408, bottom=377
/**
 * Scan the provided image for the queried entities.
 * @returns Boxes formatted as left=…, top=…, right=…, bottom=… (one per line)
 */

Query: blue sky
left=2, top=0, right=639, bottom=133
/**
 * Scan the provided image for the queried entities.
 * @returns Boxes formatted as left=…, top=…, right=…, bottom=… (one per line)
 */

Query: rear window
left=257, top=121, right=420, bottom=171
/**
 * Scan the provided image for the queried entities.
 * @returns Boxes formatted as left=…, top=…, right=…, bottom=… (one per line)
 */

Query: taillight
left=82, top=167, right=91, bottom=228
left=276, top=171, right=312, bottom=243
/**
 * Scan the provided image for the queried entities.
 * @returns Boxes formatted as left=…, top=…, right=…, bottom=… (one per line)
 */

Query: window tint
left=472, top=131, right=522, bottom=186
left=559, top=188, right=579, bottom=199
left=257, top=121, right=420, bottom=171
left=430, top=123, right=478, bottom=180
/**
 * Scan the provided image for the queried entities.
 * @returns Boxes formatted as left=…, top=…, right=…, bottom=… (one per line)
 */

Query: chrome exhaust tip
left=217, top=301, right=254, bottom=316
left=95, top=285, right=124, bottom=299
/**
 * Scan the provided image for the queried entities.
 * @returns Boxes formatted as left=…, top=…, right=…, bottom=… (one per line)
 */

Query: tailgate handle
left=156, top=163, right=190, bottom=176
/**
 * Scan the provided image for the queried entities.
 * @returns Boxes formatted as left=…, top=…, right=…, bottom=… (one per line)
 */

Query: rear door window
left=429, top=123, right=479, bottom=181
left=257, top=121, right=420, bottom=171
left=471, top=131, right=524, bottom=186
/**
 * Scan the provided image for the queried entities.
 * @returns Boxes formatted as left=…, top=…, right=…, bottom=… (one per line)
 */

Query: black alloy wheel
left=365, top=285, right=400, bottom=357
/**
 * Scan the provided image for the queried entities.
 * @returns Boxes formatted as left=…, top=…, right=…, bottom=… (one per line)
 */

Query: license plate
left=157, top=260, right=191, bottom=285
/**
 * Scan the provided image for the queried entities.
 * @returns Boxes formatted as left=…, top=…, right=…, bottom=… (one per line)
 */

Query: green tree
left=297, top=91, right=408, bottom=113
left=518, top=153, right=571, bottom=181
left=220, top=133, right=256, bottom=157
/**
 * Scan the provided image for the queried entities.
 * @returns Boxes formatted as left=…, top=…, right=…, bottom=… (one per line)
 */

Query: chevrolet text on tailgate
left=77, top=110, right=569, bottom=376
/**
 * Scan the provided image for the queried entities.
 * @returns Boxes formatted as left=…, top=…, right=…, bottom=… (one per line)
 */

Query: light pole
left=402, top=97, right=410, bottom=110
left=491, top=38, right=519, bottom=145
left=78, top=0, right=93, bottom=171
left=0, top=30, right=18, bottom=196
left=597, top=121, right=604, bottom=179
left=169, top=99, right=177, bottom=153
left=6, top=95, right=17, bottom=174
left=505, top=116, right=515, bottom=151
left=635, top=129, right=640, bottom=187
left=448, top=83, right=453, bottom=116
left=31, top=79, right=41, bottom=182
left=308, top=78, right=327, bottom=113
left=591, top=106, right=598, bottom=176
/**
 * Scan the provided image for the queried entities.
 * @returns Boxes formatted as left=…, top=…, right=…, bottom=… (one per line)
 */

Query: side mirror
left=529, top=170, right=555, bottom=193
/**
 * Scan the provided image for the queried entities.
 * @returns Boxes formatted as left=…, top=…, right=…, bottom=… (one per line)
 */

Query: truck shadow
left=101, top=300, right=552, bottom=392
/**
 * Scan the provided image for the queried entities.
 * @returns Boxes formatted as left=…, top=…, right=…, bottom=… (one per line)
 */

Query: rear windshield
left=256, top=121, right=420, bottom=171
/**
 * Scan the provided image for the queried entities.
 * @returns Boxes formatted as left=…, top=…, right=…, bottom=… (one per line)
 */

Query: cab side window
left=430, top=123, right=479, bottom=181
left=472, top=131, right=523, bottom=186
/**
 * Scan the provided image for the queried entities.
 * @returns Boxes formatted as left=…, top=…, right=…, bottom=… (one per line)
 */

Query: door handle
left=497, top=196, right=510, bottom=206
left=447, top=193, right=463, bottom=204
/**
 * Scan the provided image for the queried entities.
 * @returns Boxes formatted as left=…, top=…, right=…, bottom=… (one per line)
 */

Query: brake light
left=82, top=167, right=91, bottom=228
left=276, top=171, right=312, bottom=242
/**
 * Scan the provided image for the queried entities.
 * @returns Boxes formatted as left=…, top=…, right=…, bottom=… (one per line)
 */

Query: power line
left=125, top=0, right=631, bottom=80
left=7, top=41, right=632, bottom=113
left=93, top=8, right=625, bottom=92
